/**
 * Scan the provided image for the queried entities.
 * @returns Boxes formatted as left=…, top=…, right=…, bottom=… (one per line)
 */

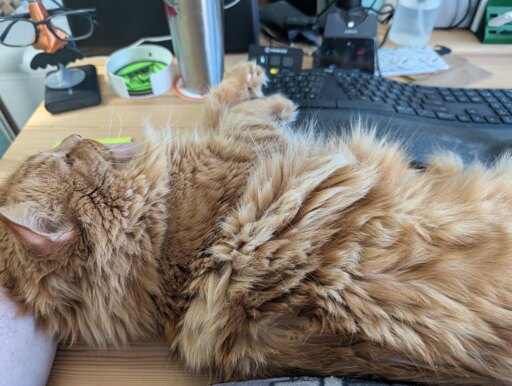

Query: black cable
left=316, top=0, right=338, bottom=19
left=436, top=0, right=471, bottom=30
left=375, top=3, right=395, bottom=76
left=374, top=3, right=394, bottom=24
left=379, top=23, right=392, bottom=48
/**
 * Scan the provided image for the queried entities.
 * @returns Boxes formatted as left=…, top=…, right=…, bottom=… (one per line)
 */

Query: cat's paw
left=224, top=61, right=268, bottom=99
left=268, top=94, right=298, bottom=123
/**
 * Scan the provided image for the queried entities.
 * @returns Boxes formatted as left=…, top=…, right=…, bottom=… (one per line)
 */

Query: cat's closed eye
left=64, top=153, right=74, bottom=168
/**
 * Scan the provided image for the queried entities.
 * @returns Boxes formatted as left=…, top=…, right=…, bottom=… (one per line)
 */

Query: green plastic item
left=477, top=0, right=512, bottom=44
left=53, top=137, right=133, bottom=148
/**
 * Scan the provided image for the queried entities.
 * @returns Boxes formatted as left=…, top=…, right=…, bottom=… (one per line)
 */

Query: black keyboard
left=264, top=69, right=512, bottom=165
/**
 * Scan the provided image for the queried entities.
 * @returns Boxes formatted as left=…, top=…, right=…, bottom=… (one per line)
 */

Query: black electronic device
left=45, top=65, right=101, bottom=114
left=263, top=69, right=512, bottom=166
left=314, top=8, right=377, bottom=73
left=260, top=0, right=320, bottom=46
left=224, top=0, right=260, bottom=53
left=248, top=45, right=303, bottom=76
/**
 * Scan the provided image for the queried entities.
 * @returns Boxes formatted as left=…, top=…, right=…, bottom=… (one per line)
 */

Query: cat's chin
left=105, top=143, right=140, bottom=163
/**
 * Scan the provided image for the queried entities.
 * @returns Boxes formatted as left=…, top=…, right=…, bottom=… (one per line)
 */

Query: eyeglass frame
left=0, top=8, right=96, bottom=48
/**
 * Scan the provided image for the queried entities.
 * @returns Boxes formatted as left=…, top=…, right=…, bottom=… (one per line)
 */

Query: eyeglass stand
left=31, top=46, right=102, bottom=114
left=45, top=63, right=86, bottom=90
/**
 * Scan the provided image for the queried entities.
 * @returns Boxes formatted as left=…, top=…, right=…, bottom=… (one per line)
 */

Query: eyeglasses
left=0, top=8, right=96, bottom=48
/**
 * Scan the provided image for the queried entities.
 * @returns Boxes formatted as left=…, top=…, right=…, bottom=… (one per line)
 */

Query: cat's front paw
left=224, top=61, right=268, bottom=99
left=269, top=94, right=298, bottom=123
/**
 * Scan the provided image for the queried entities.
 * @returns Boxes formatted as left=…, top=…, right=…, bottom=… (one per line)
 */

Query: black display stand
left=31, top=46, right=101, bottom=114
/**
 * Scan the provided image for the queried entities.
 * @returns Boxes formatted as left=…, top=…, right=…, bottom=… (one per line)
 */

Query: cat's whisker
left=147, top=106, right=156, bottom=124
left=164, top=107, right=173, bottom=130
left=107, top=107, right=114, bottom=139
left=115, top=109, right=124, bottom=140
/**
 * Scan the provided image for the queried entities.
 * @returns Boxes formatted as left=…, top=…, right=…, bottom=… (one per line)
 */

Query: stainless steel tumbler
left=165, top=0, right=225, bottom=95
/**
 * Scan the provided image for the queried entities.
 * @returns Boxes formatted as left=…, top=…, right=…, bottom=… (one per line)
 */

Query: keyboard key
left=456, top=114, right=471, bottom=122
left=498, top=95, right=510, bottom=104
left=502, top=116, right=512, bottom=124
left=422, top=99, right=444, bottom=106
left=435, top=112, right=456, bottom=121
left=495, top=109, right=510, bottom=116
left=470, top=114, right=485, bottom=123
left=485, top=116, right=501, bottom=124
left=456, top=96, right=470, bottom=103
left=422, top=104, right=448, bottom=112
left=470, top=96, right=483, bottom=103
left=423, top=93, right=441, bottom=101
left=466, top=108, right=480, bottom=115
left=443, top=96, right=456, bottom=102
left=297, top=100, right=336, bottom=108
left=396, top=106, right=416, bottom=115
left=337, top=100, right=394, bottom=111
left=416, top=109, right=436, bottom=118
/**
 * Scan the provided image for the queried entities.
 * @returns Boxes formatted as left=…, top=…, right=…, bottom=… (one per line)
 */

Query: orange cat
left=1, top=62, right=512, bottom=385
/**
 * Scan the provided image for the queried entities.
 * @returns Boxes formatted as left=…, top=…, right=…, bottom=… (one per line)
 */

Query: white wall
left=0, top=0, right=62, bottom=130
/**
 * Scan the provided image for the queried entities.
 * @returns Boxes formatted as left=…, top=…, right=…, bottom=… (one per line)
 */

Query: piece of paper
left=378, top=46, right=449, bottom=77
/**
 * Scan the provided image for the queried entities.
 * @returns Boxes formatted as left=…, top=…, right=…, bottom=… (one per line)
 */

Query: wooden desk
left=0, top=30, right=511, bottom=386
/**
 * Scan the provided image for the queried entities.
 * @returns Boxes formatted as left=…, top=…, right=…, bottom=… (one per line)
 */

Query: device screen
left=314, top=38, right=375, bottom=74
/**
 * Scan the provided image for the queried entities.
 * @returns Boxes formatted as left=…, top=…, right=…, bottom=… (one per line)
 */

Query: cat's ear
left=106, top=143, right=140, bottom=163
left=0, top=206, right=77, bottom=257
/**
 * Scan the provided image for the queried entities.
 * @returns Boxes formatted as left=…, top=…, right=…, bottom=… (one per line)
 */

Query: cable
left=436, top=0, right=471, bottom=30
left=374, top=3, right=395, bottom=76
left=316, top=0, right=337, bottom=19
left=379, top=23, right=392, bottom=48
left=223, top=0, right=241, bottom=10
left=128, top=35, right=172, bottom=49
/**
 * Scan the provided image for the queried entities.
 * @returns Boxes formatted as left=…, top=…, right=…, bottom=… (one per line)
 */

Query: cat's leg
left=218, top=94, right=297, bottom=146
left=201, top=61, right=267, bottom=128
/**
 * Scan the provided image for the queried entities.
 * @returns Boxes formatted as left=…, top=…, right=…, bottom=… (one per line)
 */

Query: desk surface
left=0, top=30, right=511, bottom=386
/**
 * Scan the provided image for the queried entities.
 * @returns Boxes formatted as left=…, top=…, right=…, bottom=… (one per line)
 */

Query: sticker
left=53, top=137, right=133, bottom=148
left=114, top=61, right=167, bottom=96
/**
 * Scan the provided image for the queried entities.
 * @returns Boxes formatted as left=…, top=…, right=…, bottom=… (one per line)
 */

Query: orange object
left=28, top=1, right=67, bottom=53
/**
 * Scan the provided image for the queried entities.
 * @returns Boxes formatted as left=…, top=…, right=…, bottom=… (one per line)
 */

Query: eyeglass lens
left=0, top=12, right=93, bottom=47
left=49, top=13, right=93, bottom=41
left=0, top=19, right=36, bottom=46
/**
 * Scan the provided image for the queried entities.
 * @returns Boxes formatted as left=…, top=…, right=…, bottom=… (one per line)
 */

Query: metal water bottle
left=165, top=0, right=225, bottom=96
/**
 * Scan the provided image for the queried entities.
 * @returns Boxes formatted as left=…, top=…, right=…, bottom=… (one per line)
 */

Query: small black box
left=45, top=65, right=102, bottom=114
left=314, top=10, right=377, bottom=74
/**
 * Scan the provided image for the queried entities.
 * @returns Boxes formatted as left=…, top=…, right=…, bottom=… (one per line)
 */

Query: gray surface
left=217, top=376, right=411, bottom=386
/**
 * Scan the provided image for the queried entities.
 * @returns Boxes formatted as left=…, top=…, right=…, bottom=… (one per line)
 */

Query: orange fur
left=1, top=62, right=512, bottom=384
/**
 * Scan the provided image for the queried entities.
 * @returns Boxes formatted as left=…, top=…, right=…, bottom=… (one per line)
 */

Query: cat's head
left=0, top=134, right=163, bottom=345
left=0, top=134, right=138, bottom=260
